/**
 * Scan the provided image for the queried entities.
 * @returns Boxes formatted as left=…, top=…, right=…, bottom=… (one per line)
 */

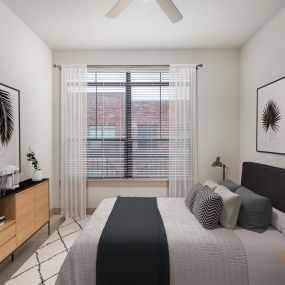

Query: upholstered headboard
left=241, top=162, right=285, bottom=212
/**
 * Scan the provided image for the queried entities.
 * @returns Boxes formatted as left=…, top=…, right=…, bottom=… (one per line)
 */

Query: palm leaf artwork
left=0, top=89, right=14, bottom=146
left=261, top=99, right=281, bottom=134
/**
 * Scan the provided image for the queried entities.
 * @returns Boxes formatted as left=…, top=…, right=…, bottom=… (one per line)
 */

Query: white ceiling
left=3, top=0, right=285, bottom=50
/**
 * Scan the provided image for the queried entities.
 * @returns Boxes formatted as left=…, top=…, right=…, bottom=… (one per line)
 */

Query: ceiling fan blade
left=155, top=0, right=183, bottom=23
left=105, top=0, right=134, bottom=19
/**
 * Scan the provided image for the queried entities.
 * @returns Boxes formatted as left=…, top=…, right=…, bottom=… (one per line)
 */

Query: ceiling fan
left=105, top=0, right=183, bottom=23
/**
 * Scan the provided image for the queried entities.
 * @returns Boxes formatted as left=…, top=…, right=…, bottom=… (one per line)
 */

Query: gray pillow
left=236, top=186, right=272, bottom=233
left=221, top=179, right=240, bottom=192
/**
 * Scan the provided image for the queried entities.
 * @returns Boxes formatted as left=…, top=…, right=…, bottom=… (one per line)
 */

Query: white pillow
left=203, top=179, right=219, bottom=190
left=214, top=185, right=241, bottom=229
left=271, top=207, right=285, bottom=237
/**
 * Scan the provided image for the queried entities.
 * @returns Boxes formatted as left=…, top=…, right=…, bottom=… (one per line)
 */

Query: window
left=87, top=68, right=169, bottom=178
left=88, top=126, right=96, bottom=139
left=88, top=125, right=116, bottom=139
left=137, top=125, right=158, bottom=148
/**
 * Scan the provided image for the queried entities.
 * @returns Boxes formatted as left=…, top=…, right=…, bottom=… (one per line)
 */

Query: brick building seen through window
left=87, top=70, right=169, bottom=178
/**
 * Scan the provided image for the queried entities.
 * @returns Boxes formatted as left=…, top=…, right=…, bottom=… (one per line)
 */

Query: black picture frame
left=256, top=76, right=285, bottom=155
left=0, top=83, right=21, bottom=172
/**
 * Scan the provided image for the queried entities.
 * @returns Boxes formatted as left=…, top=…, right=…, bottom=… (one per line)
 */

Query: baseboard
left=50, top=208, right=61, bottom=215
left=87, top=208, right=96, bottom=215
left=50, top=208, right=96, bottom=216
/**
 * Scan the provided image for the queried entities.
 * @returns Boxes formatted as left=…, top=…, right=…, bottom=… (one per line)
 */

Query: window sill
left=87, top=178, right=168, bottom=182
left=87, top=178, right=168, bottom=188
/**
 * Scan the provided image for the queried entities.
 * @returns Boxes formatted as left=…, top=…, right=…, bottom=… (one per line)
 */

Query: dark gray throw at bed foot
left=96, top=196, right=170, bottom=285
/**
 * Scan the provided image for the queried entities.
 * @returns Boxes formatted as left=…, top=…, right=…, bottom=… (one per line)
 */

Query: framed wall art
left=257, top=76, right=285, bottom=155
left=0, top=83, right=21, bottom=171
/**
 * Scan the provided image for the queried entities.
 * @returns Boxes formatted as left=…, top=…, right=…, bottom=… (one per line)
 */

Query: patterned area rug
left=6, top=217, right=89, bottom=285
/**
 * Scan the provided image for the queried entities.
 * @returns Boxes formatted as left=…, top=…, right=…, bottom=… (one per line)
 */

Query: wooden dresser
left=0, top=179, right=49, bottom=263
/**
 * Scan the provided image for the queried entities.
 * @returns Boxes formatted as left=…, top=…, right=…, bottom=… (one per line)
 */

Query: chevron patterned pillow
left=192, top=186, right=223, bottom=230
left=185, top=183, right=204, bottom=211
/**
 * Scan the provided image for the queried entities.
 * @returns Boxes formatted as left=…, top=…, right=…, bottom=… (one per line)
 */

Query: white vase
left=32, top=169, right=43, bottom=181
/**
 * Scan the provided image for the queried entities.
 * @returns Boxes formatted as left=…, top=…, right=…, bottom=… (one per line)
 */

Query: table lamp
left=211, top=156, right=228, bottom=180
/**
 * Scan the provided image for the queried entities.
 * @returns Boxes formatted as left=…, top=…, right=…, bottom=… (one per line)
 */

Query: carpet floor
left=5, top=217, right=88, bottom=285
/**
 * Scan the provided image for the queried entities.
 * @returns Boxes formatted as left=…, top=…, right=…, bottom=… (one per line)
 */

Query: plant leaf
left=0, top=89, right=14, bottom=146
left=261, top=100, right=281, bottom=134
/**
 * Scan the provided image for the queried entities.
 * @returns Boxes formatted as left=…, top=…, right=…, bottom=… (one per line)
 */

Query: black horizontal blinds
left=87, top=72, right=126, bottom=178
left=130, top=72, right=169, bottom=178
left=87, top=67, right=169, bottom=178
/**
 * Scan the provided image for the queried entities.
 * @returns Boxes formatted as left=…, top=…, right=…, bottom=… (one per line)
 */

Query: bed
left=56, top=162, right=285, bottom=285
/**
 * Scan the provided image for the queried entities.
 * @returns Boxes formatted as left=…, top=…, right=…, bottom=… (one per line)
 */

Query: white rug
left=6, top=217, right=88, bottom=285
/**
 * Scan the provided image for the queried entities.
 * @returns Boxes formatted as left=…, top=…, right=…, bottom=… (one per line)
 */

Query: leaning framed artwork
left=256, top=76, right=285, bottom=155
left=0, top=83, right=21, bottom=171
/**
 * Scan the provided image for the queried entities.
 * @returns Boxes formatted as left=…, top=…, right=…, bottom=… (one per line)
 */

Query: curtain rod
left=53, top=64, right=62, bottom=69
left=53, top=64, right=203, bottom=69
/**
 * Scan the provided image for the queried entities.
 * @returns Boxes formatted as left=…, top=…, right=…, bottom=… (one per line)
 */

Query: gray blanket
left=96, top=197, right=169, bottom=285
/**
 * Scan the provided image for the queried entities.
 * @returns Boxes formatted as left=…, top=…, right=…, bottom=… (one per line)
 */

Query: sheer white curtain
left=61, top=65, right=88, bottom=219
left=169, top=64, right=198, bottom=197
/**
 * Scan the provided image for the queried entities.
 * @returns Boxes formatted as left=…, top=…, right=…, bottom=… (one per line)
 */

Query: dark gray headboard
left=241, top=162, right=285, bottom=212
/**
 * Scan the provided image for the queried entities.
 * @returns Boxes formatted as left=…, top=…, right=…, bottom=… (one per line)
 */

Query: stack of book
left=0, top=215, right=6, bottom=226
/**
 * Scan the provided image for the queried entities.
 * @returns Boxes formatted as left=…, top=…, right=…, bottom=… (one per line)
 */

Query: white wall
left=1, top=0, right=283, bottom=210
left=0, top=2, right=53, bottom=204
left=240, top=7, right=285, bottom=176
left=53, top=49, right=240, bottom=208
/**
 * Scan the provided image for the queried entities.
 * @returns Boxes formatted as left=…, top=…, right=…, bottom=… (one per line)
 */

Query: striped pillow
left=185, top=183, right=204, bottom=211
left=192, top=186, right=223, bottom=230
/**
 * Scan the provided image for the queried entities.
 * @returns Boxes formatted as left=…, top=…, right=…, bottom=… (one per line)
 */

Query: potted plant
left=26, top=148, right=43, bottom=181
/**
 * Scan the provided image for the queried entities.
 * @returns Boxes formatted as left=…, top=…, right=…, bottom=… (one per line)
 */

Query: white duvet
left=56, top=198, right=285, bottom=285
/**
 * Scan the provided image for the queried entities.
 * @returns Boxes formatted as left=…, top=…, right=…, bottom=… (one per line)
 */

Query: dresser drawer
left=0, top=222, right=16, bottom=247
left=0, top=237, right=16, bottom=262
